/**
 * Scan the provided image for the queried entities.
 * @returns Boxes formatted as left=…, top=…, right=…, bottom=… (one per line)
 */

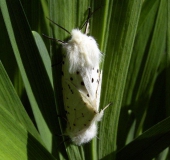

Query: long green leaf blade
left=117, top=117, right=170, bottom=160
left=0, top=62, right=55, bottom=160
left=98, top=0, right=143, bottom=159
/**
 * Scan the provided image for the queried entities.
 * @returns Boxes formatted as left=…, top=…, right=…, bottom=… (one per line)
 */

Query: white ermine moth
left=48, top=8, right=110, bottom=145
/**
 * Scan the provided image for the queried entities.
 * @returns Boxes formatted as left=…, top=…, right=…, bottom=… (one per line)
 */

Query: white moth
left=62, top=29, right=106, bottom=146
left=48, top=8, right=110, bottom=145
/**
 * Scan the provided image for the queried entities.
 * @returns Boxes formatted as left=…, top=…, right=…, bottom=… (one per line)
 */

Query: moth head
left=70, top=29, right=87, bottom=44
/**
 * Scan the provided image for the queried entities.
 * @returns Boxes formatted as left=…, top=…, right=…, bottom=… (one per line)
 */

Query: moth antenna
left=81, top=6, right=102, bottom=34
left=46, top=17, right=71, bottom=35
left=42, top=34, right=66, bottom=44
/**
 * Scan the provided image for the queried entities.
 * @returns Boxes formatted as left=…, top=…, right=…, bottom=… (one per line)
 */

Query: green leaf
left=116, top=117, right=170, bottom=160
left=0, top=62, right=55, bottom=160
left=1, top=0, right=66, bottom=159
left=98, top=0, right=143, bottom=159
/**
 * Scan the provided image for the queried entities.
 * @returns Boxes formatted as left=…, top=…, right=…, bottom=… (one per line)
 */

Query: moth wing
left=82, top=66, right=102, bottom=110
left=62, top=55, right=90, bottom=100
left=62, top=79, right=97, bottom=135
left=96, top=70, right=102, bottom=111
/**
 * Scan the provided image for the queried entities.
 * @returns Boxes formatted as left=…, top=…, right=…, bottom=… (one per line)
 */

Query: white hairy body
left=62, top=29, right=105, bottom=146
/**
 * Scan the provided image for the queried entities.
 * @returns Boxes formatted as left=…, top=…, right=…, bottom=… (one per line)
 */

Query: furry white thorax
left=64, top=29, right=102, bottom=74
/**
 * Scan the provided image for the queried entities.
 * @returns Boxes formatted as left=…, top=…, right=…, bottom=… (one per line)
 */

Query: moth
left=45, top=8, right=110, bottom=146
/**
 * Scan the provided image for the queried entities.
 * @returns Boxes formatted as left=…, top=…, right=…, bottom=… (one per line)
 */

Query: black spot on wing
left=68, top=84, right=70, bottom=88
left=92, top=78, right=94, bottom=83
left=67, top=84, right=74, bottom=94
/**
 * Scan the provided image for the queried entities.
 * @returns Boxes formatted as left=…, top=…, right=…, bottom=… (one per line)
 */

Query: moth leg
left=56, top=115, right=67, bottom=122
